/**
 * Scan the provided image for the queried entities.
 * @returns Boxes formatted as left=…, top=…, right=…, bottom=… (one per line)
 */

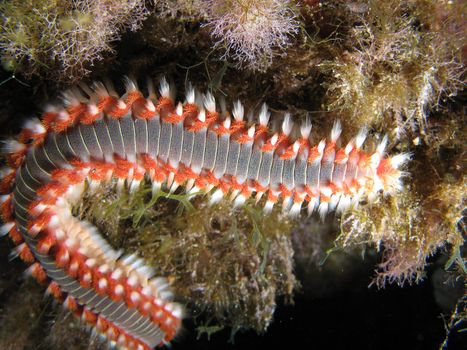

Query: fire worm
left=0, top=77, right=409, bottom=350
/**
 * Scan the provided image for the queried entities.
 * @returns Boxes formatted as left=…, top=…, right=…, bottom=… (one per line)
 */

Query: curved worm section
left=0, top=78, right=409, bottom=349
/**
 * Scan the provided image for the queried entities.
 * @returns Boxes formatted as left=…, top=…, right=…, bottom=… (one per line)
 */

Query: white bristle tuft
left=169, top=181, right=179, bottom=194
left=98, top=264, right=110, bottom=274
left=187, top=185, right=200, bottom=196
left=176, top=102, right=183, bottom=116
left=203, top=92, right=216, bottom=112
left=233, top=194, right=246, bottom=208
left=145, top=98, right=156, bottom=112
left=92, top=81, right=110, bottom=98
left=198, top=109, right=206, bottom=123
left=151, top=277, right=169, bottom=291
left=373, top=175, right=384, bottom=192
left=185, top=179, right=195, bottom=192
left=270, top=133, right=279, bottom=146
left=186, top=84, right=195, bottom=104
left=355, top=127, right=367, bottom=149
left=117, top=99, right=126, bottom=110
left=331, top=120, right=342, bottom=142
left=247, top=125, right=255, bottom=138
left=172, top=304, right=184, bottom=319
left=152, top=181, right=161, bottom=195
left=0, top=194, right=11, bottom=204
left=0, top=222, right=14, bottom=236
left=293, top=141, right=300, bottom=154
left=123, top=76, right=138, bottom=92
left=289, top=202, right=302, bottom=217
left=159, top=290, right=174, bottom=301
left=229, top=189, right=240, bottom=202
left=87, top=104, right=99, bottom=116
left=0, top=167, right=13, bottom=179
left=336, top=195, right=351, bottom=213
left=57, top=109, right=70, bottom=122
left=259, top=103, right=270, bottom=126
left=320, top=186, right=333, bottom=199
left=282, top=113, right=293, bottom=136
left=255, top=191, right=264, bottom=203
left=318, top=202, right=329, bottom=221
left=166, top=172, right=175, bottom=189
left=390, top=153, right=412, bottom=169
left=209, top=189, right=224, bottom=205
left=307, top=197, right=318, bottom=216
left=159, top=77, right=171, bottom=98
left=344, top=142, right=354, bottom=155
left=330, top=193, right=340, bottom=208
left=62, top=88, right=85, bottom=106
left=24, top=118, right=46, bottom=135
left=1, top=139, right=26, bottom=154
left=318, top=140, right=326, bottom=154
left=129, top=179, right=140, bottom=193
left=376, top=134, right=389, bottom=154
left=223, top=117, right=231, bottom=129
left=111, top=268, right=123, bottom=280
left=282, top=196, right=293, bottom=213
left=300, top=116, right=312, bottom=139
left=233, top=100, right=244, bottom=121
left=263, top=200, right=275, bottom=214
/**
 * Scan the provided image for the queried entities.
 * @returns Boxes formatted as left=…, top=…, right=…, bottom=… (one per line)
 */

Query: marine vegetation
left=0, top=0, right=149, bottom=82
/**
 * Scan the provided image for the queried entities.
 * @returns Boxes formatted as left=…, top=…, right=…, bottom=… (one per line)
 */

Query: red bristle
left=230, top=120, right=246, bottom=134
left=54, top=245, right=70, bottom=268
left=37, top=233, right=57, bottom=254
left=51, top=168, right=81, bottom=183
left=67, top=255, right=82, bottom=278
left=107, top=102, right=130, bottom=119
left=28, top=210, right=54, bottom=236
left=29, top=262, right=47, bottom=284
left=155, top=96, right=173, bottom=115
left=47, top=281, right=63, bottom=300
left=0, top=196, right=13, bottom=221
left=98, top=95, right=115, bottom=113
left=0, top=172, right=15, bottom=194
left=18, top=243, right=35, bottom=263
left=126, top=90, right=144, bottom=105
left=8, top=226, right=23, bottom=244
left=78, top=264, right=93, bottom=288
left=82, top=307, right=98, bottom=325
left=96, top=315, right=110, bottom=333
left=7, top=150, right=26, bottom=168
left=65, top=295, right=79, bottom=312
left=235, top=131, right=253, bottom=144
left=164, top=112, right=184, bottom=124
left=334, top=148, right=348, bottom=163
left=17, top=129, right=33, bottom=144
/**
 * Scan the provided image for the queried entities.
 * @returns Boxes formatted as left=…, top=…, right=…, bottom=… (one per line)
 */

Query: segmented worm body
left=0, top=78, right=408, bottom=350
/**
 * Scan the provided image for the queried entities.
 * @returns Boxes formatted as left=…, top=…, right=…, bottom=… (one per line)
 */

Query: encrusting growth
left=0, top=77, right=409, bottom=349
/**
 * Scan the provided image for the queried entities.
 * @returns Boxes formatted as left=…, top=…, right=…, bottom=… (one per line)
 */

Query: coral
left=76, top=183, right=296, bottom=337
left=0, top=0, right=149, bottom=82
